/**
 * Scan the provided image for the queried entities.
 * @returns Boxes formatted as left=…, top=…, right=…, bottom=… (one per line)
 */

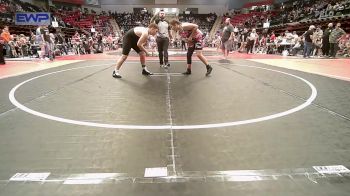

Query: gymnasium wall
left=100, top=4, right=227, bottom=14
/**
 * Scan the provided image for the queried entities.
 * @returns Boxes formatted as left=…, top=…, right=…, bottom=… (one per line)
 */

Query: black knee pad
left=187, top=47, right=195, bottom=64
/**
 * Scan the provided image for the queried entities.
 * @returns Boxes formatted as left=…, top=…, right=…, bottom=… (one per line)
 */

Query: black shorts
left=188, top=41, right=203, bottom=50
left=122, top=29, right=141, bottom=55
left=194, top=41, right=203, bottom=50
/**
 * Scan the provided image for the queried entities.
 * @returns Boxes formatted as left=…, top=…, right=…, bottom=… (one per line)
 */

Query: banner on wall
left=15, top=12, right=51, bottom=26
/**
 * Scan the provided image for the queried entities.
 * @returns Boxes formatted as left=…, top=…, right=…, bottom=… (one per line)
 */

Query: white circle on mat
left=9, top=64, right=317, bottom=130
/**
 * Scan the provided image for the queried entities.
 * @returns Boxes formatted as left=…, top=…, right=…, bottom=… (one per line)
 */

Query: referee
left=150, top=10, right=172, bottom=68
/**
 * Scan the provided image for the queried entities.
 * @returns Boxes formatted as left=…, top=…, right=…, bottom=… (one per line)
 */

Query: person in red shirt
left=270, top=31, right=276, bottom=43
left=1, top=26, right=11, bottom=58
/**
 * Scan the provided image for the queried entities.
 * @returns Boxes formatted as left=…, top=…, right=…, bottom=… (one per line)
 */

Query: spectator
left=270, top=31, right=276, bottom=43
left=220, top=18, right=234, bottom=59
left=247, top=28, right=258, bottom=54
left=238, top=28, right=248, bottom=53
left=0, top=30, right=5, bottom=64
left=313, top=26, right=323, bottom=56
left=329, top=23, right=346, bottom=58
left=1, top=26, right=11, bottom=57
left=35, top=25, right=46, bottom=59
left=303, top=25, right=316, bottom=58
left=291, top=37, right=303, bottom=56
left=181, top=37, right=187, bottom=51
left=56, top=31, right=68, bottom=55
left=9, top=37, right=18, bottom=58
left=18, top=34, right=27, bottom=57
left=322, top=23, right=333, bottom=57
left=96, top=32, right=103, bottom=53
left=292, top=31, right=299, bottom=44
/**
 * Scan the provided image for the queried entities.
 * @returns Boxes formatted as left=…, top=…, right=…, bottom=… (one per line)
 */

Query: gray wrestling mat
left=0, top=59, right=349, bottom=196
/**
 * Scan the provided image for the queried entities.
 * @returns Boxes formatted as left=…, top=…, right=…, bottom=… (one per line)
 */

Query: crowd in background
left=0, top=0, right=121, bottom=60
left=211, top=0, right=350, bottom=57
left=111, top=12, right=153, bottom=33
left=1, top=0, right=350, bottom=61
left=221, top=0, right=350, bottom=29
left=178, top=13, right=217, bottom=35
left=271, top=0, right=350, bottom=25
left=1, top=25, right=121, bottom=60
left=208, top=22, right=349, bottom=58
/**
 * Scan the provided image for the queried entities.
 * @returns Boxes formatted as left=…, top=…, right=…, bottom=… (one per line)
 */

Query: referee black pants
left=156, top=37, right=169, bottom=65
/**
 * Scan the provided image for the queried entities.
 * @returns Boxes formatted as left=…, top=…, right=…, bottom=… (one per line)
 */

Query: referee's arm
left=150, top=12, right=159, bottom=24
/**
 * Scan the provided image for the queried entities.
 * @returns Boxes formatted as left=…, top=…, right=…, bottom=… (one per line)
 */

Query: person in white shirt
left=292, top=31, right=299, bottom=44
left=247, top=29, right=257, bottom=54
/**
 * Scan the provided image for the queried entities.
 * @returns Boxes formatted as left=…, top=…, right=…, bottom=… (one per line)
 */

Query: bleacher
left=267, top=0, right=350, bottom=35
left=219, top=0, right=350, bottom=36
left=112, top=12, right=152, bottom=33
left=0, top=0, right=112, bottom=39
left=227, top=11, right=276, bottom=28
left=178, top=13, right=217, bottom=34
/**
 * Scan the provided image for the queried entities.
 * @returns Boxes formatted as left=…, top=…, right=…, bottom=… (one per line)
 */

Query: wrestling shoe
left=142, top=68, right=153, bottom=76
left=182, top=69, right=191, bottom=75
left=206, top=65, right=213, bottom=76
left=112, top=70, right=122, bottom=78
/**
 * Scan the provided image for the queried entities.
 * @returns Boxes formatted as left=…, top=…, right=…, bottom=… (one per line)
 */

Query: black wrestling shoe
left=166, top=63, right=170, bottom=67
left=142, top=68, right=153, bottom=76
left=182, top=69, right=191, bottom=75
left=206, top=65, right=213, bottom=76
left=112, top=70, right=122, bottom=78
